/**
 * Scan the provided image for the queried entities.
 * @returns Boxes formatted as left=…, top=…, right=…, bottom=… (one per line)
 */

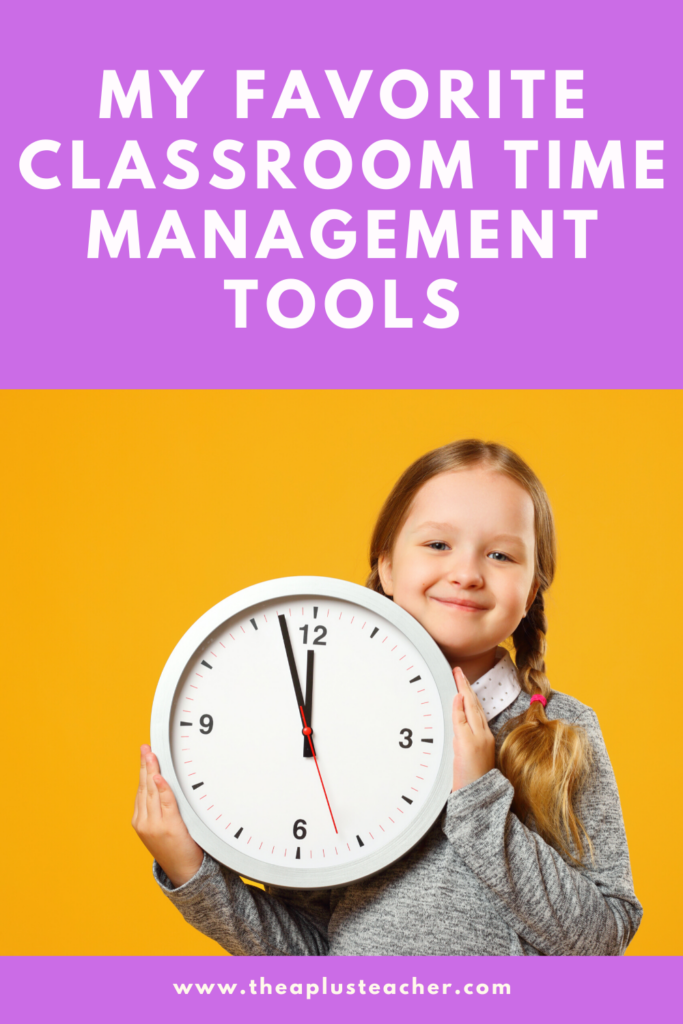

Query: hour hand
left=302, top=649, right=315, bottom=758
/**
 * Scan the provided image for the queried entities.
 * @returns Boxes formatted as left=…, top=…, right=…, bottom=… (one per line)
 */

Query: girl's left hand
left=451, top=667, right=496, bottom=792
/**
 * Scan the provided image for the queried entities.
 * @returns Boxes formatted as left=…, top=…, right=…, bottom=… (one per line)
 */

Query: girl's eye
left=488, top=551, right=510, bottom=562
left=427, top=542, right=449, bottom=551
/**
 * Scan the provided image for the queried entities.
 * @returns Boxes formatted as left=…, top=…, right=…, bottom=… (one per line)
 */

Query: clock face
left=151, top=577, right=454, bottom=888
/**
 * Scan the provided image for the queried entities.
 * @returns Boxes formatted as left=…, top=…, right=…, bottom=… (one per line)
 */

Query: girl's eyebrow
left=411, top=521, right=455, bottom=532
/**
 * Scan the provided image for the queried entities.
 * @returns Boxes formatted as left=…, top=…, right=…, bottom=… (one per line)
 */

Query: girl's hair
left=367, top=439, right=593, bottom=863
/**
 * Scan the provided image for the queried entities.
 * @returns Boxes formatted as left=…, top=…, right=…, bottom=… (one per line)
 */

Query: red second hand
left=300, top=705, right=338, bottom=834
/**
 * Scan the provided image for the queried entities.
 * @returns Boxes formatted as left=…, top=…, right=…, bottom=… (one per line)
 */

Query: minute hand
left=278, top=614, right=309, bottom=739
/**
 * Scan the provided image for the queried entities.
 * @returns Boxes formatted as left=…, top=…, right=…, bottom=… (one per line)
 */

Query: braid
left=513, top=592, right=551, bottom=701
left=499, top=590, right=593, bottom=863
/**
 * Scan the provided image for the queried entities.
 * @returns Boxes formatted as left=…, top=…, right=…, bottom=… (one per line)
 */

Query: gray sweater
left=154, top=690, right=642, bottom=956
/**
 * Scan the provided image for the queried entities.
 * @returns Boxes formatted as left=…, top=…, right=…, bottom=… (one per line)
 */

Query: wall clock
left=151, top=576, right=454, bottom=888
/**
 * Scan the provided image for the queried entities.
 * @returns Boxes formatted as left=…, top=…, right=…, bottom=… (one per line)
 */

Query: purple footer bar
left=1, top=956, right=678, bottom=1023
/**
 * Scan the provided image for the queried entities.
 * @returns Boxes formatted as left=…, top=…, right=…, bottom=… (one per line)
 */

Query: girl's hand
left=132, top=744, right=204, bottom=888
left=451, top=667, right=496, bottom=792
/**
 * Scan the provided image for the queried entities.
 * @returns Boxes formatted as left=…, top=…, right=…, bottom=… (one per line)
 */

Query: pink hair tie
left=530, top=694, right=547, bottom=707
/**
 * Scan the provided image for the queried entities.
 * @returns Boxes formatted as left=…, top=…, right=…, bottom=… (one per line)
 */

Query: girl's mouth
left=430, top=596, right=489, bottom=612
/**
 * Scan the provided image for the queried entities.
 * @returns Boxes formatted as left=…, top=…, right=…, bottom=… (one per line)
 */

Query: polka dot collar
left=471, top=648, right=521, bottom=722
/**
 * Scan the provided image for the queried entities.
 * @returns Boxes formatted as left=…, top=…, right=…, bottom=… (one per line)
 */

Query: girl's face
left=378, top=467, right=538, bottom=669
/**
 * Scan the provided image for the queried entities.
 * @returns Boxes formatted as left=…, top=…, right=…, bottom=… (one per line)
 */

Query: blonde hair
left=367, top=439, right=593, bottom=863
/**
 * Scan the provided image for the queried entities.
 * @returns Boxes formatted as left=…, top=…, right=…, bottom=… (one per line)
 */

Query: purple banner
left=2, top=0, right=680, bottom=388
left=2, top=956, right=679, bottom=1023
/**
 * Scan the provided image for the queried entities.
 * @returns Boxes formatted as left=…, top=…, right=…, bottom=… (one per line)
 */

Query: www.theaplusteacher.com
left=173, top=978, right=510, bottom=998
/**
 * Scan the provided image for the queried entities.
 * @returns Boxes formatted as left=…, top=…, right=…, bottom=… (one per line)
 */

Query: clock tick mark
left=406, top=665, right=414, bottom=671
left=402, top=795, right=414, bottom=804
left=219, top=642, right=226, bottom=648
left=230, top=634, right=235, bottom=641
left=416, top=776, right=425, bottom=780
left=207, top=805, right=214, bottom=811
left=388, top=817, right=395, bottom=824
left=370, top=627, right=379, bottom=639
left=250, top=618, right=258, bottom=630
left=201, top=660, right=213, bottom=670
left=397, top=807, right=404, bottom=814
left=296, top=847, right=301, bottom=859
left=234, top=827, right=243, bottom=839
left=350, top=616, right=354, bottom=624
left=410, top=676, right=421, bottom=683
left=216, top=814, right=222, bottom=821
left=391, top=645, right=397, bottom=652
left=189, top=684, right=198, bottom=689
left=382, top=636, right=388, bottom=643
left=369, top=832, right=374, bottom=840
left=362, top=621, right=366, bottom=629
left=411, top=787, right=419, bottom=793
left=399, top=655, right=405, bottom=660
left=356, top=835, right=364, bottom=847
left=180, top=721, right=192, bottom=726
left=346, top=843, right=351, bottom=851
left=240, top=625, right=246, bottom=633
left=192, top=782, right=204, bottom=789
left=313, top=607, right=318, bottom=619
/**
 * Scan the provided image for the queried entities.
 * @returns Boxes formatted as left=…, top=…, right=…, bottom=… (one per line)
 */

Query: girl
left=132, top=439, right=642, bottom=956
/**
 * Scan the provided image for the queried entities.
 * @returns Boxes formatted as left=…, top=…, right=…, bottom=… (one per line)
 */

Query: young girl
left=132, top=439, right=642, bottom=956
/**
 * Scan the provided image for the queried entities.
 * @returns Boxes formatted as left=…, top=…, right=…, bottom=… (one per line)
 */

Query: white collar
left=470, top=648, right=521, bottom=722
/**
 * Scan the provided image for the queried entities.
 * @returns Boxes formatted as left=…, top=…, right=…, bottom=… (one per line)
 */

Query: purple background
left=2, top=956, right=679, bottom=1023
left=1, top=0, right=680, bottom=386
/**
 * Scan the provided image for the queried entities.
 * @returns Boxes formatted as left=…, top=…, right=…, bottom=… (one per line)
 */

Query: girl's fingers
left=154, top=774, right=182, bottom=821
left=145, top=751, right=163, bottom=819
left=452, top=692, right=469, bottom=728
left=133, top=745, right=150, bottom=825
left=453, top=668, right=486, bottom=733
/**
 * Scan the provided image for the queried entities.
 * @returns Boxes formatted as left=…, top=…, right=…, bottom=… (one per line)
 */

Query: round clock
left=151, top=576, right=454, bottom=888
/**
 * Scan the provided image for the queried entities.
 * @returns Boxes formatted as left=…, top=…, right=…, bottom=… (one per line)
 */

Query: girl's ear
left=525, top=580, right=540, bottom=614
left=378, top=554, right=394, bottom=596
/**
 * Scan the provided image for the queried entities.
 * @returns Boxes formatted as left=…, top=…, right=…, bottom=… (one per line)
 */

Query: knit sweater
left=153, top=689, right=642, bottom=956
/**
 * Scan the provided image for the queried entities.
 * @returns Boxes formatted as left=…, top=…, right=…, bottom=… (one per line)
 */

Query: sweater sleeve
left=442, top=709, right=643, bottom=956
left=153, top=853, right=331, bottom=956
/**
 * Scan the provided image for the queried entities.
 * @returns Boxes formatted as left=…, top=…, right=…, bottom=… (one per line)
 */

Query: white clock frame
left=151, top=576, right=455, bottom=888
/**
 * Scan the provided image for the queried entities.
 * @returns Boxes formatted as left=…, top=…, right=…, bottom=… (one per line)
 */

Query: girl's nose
left=445, top=553, right=484, bottom=588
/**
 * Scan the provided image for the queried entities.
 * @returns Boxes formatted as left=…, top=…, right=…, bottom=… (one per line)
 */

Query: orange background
left=1, top=389, right=679, bottom=954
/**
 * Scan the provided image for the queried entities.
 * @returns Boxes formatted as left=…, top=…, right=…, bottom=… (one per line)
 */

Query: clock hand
left=278, top=614, right=313, bottom=755
left=300, top=703, right=338, bottom=834
left=303, top=649, right=314, bottom=758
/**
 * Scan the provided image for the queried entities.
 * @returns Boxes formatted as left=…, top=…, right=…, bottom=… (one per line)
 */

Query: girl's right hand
left=132, top=744, right=204, bottom=888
